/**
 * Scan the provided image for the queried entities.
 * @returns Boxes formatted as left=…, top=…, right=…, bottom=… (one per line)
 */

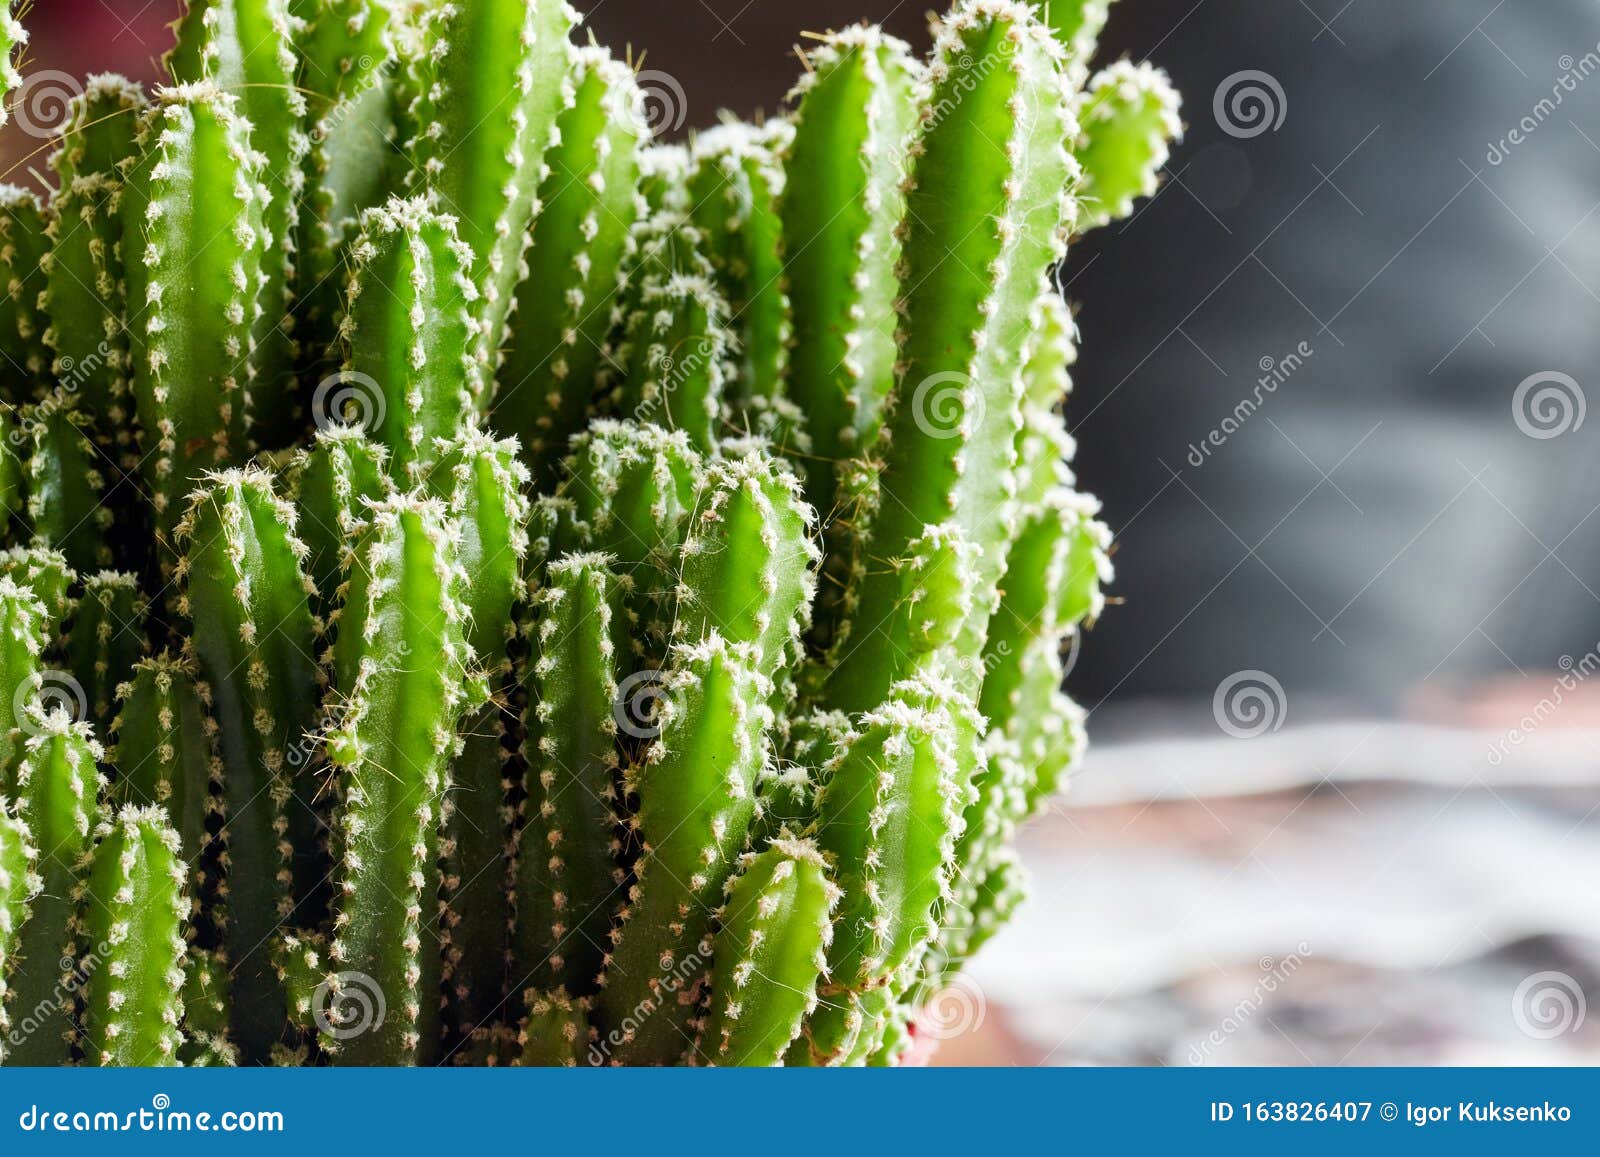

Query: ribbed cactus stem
left=686, top=122, right=792, bottom=410
left=7, top=709, right=105, bottom=1066
left=179, top=946, right=236, bottom=1065
left=672, top=448, right=818, bottom=685
left=0, top=186, right=51, bottom=385
left=0, top=802, right=40, bottom=1064
left=557, top=420, right=702, bottom=665
left=598, top=635, right=771, bottom=1065
left=1014, top=292, right=1079, bottom=506
left=286, top=426, right=391, bottom=614
left=791, top=696, right=964, bottom=1065
left=338, top=195, right=483, bottom=482
left=616, top=274, right=733, bottom=451
left=0, top=576, right=49, bottom=782
left=516, top=552, right=625, bottom=998
left=782, top=28, right=920, bottom=584
left=0, top=1, right=25, bottom=130
left=43, top=77, right=147, bottom=431
left=406, top=0, right=578, bottom=375
left=21, top=393, right=114, bottom=573
left=176, top=467, right=321, bottom=1060
left=293, top=0, right=394, bottom=373
left=1042, top=0, right=1116, bottom=86
left=824, top=0, right=1078, bottom=712
left=111, top=652, right=222, bottom=926
left=637, top=144, right=689, bottom=215
left=695, top=838, right=837, bottom=1066
left=1074, top=60, right=1182, bottom=231
left=169, top=0, right=309, bottom=444
left=79, top=805, right=189, bottom=1066
left=0, top=408, right=21, bottom=523
left=67, top=570, right=148, bottom=723
left=496, top=46, right=643, bottom=482
left=122, top=82, right=268, bottom=544
left=322, top=494, right=482, bottom=1064
left=428, top=429, right=529, bottom=1049
left=517, top=989, right=592, bottom=1066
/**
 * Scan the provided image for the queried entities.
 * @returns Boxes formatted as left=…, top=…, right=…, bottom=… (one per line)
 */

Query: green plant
left=0, top=0, right=1178, bottom=1066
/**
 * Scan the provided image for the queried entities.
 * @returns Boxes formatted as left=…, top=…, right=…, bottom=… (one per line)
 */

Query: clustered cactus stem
left=0, top=0, right=1178, bottom=1066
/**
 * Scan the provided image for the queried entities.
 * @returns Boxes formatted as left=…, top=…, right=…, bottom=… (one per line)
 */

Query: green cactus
left=320, top=494, right=482, bottom=1064
left=66, top=570, right=148, bottom=722
left=121, top=82, right=268, bottom=545
left=781, top=29, right=919, bottom=620
left=0, top=1, right=24, bottom=130
left=0, top=0, right=1171, bottom=1066
left=78, top=805, right=189, bottom=1067
left=695, top=837, right=837, bottom=1066
left=496, top=47, right=644, bottom=482
left=336, top=196, right=484, bottom=483
left=169, top=0, right=308, bottom=444
left=111, top=652, right=222, bottom=924
left=405, top=0, right=577, bottom=375
left=6, top=709, right=104, bottom=1066
left=599, top=634, right=771, bottom=1065
left=0, top=186, right=51, bottom=387
left=176, top=468, right=321, bottom=1060
left=823, top=0, right=1078, bottom=714
left=42, top=77, right=148, bottom=434
left=0, top=801, right=40, bottom=1064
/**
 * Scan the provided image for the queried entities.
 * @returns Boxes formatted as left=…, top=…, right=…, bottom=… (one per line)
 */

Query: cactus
left=176, top=468, right=321, bottom=1060
left=42, top=77, right=148, bottom=434
left=338, top=196, right=482, bottom=481
left=319, top=494, right=482, bottom=1064
left=0, top=187, right=51, bottom=386
left=0, top=1, right=24, bottom=130
left=121, top=82, right=268, bottom=545
left=169, top=0, right=308, bottom=444
left=695, top=837, right=837, bottom=1065
left=405, top=0, right=578, bottom=373
left=0, top=801, right=40, bottom=1064
left=6, top=709, right=104, bottom=1065
left=495, top=47, right=644, bottom=482
left=0, top=0, right=1173, bottom=1066
left=78, top=805, right=189, bottom=1066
